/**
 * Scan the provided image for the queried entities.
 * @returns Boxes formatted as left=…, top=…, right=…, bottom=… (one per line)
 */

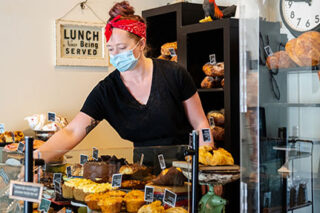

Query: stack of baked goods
left=119, top=163, right=154, bottom=189
left=62, top=178, right=113, bottom=202
left=157, top=41, right=178, bottom=62
left=201, top=62, right=224, bottom=89
left=138, top=201, right=188, bottom=213
left=3, top=139, right=45, bottom=152
left=266, top=31, right=320, bottom=70
left=198, top=145, right=234, bottom=166
left=207, top=110, right=225, bottom=142
left=0, top=131, right=24, bottom=144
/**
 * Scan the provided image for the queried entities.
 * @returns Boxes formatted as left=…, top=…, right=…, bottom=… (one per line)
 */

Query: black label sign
left=163, top=189, right=177, bottom=207
left=80, top=154, right=88, bottom=165
left=158, top=154, right=166, bottom=170
left=264, top=45, right=273, bottom=57
left=209, top=117, right=215, bottom=127
left=201, top=128, right=212, bottom=143
left=9, top=181, right=43, bottom=203
left=66, top=166, right=72, bottom=178
left=17, top=142, right=25, bottom=153
left=53, top=173, right=62, bottom=183
left=112, top=174, right=122, bottom=188
left=144, top=186, right=154, bottom=202
left=169, top=48, right=176, bottom=56
left=209, top=54, right=217, bottom=65
left=0, top=168, right=9, bottom=184
left=48, top=112, right=56, bottom=122
left=93, top=148, right=99, bottom=161
left=39, top=198, right=51, bottom=213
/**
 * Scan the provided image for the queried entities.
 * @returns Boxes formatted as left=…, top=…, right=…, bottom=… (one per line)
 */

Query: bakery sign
left=56, top=20, right=109, bottom=67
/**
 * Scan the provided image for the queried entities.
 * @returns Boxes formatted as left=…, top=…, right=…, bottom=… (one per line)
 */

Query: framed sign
left=56, top=20, right=109, bottom=67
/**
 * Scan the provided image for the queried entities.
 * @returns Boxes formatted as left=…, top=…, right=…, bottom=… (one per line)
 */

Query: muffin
left=124, top=190, right=145, bottom=213
left=98, top=197, right=123, bottom=213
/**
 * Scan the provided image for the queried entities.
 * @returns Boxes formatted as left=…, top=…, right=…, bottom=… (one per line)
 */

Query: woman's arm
left=34, top=112, right=100, bottom=162
left=183, top=92, right=214, bottom=147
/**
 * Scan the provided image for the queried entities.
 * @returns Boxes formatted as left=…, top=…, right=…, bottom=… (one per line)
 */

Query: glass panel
left=240, top=0, right=320, bottom=212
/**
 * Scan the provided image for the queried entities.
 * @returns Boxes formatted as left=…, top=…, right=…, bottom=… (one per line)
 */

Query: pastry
left=14, top=131, right=24, bottom=142
left=221, top=78, right=224, bottom=87
left=119, top=164, right=151, bottom=180
left=207, top=111, right=225, bottom=126
left=285, top=31, right=320, bottom=66
left=200, top=76, right=221, bottom=88
left=211, top=126, right=225, bottom=141
left=98, top=197, right=123, bottom=213
left=105, top=190, right=127, bottom=198
left=165, top=207, right=188, bottom=213
left=121, top=180, right=146, bottom=189
left=138, top=200, right=165, bottom=213
left=85, top=193, right=105, bottom=210
left=199, top=146, right=234, bottom=166
left=161, top=42, right=177, bottom=56
left=266, top=51, right=297, bottom=70
left=202, top=62, right=224, bottom=77
left=3, top=131, right=14, bottom=143
left=152, top=167, right=186, bottom=186
left=83, top=155, right=127, bottom=183
left=124, top=190, right=145, bottom=213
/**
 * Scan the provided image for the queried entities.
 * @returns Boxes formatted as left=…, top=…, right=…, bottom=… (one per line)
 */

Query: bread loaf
left=266, top=51, right=297, bottom=70
left=202, top=62, right=224, bottom=77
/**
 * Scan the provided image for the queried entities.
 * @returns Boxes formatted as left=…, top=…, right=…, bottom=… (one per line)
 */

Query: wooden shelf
left=197, top=88, right=224, bottom=92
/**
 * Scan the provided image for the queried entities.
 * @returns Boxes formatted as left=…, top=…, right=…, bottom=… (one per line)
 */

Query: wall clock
left=280, top=0, right=320, bottom=37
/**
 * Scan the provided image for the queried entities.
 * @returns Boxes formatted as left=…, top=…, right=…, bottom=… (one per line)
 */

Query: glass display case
left=0, top=144, right=192, bottom=212
left=239, top=0, right=320, bottom=212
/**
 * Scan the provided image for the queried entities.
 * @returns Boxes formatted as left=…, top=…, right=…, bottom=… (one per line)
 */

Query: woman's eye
left=119, top=47, right=126, bottom=50
left=108, top=49, right=114, bottom=52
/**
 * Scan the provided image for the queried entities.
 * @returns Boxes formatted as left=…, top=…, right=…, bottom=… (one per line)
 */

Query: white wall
left=0, top=0, right=172, bottom=153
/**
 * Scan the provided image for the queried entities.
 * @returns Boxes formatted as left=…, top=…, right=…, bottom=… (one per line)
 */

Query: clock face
left=280, top=0, right=320, bottom=36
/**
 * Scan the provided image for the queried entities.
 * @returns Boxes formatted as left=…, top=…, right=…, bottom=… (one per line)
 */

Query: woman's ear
left=139, top=38, right=146, bottom=51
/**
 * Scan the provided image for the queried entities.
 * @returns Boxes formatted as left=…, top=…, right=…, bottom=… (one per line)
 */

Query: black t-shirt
left=80, top=58, right=197, bottom=147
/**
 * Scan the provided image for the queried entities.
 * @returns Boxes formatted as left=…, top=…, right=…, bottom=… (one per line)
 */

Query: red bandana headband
left=105, top=15, right=146, bottom=42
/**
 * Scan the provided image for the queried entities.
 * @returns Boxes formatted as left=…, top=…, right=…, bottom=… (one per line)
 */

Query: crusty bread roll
left=266, top=51, right=297, bottom=70
left=285, top=31, right=320, bottom=66
left=207, top=111, right=225, bottom=126
left=202, top=62, right=224, bottom=77
left=201, top=76, right=221, bottom=88
left=161, top=41, right=177, bottom=56
left=211, top=126, right=224, bottom=141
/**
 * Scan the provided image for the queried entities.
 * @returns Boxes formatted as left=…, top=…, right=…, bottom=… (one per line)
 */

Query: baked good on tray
left=201, top=76, right=221, bottom=88
left=199, top=146, right=234, bottom=166
left=266, top=51, right=296, bottom=70
left=152, top=167, right=186, bottom=186
left=98, top=197, right=123, bottom=213
left=165, top=207, right=188, bottom=213
left=119, top=164, right=151, bottom=180
left=138, top=200, right=165, bottom=213
left=202, top=62, right=224, bottom=77
left=124, top=190, right=145, bottom=213
left=121, top=180, right=146, bottom=189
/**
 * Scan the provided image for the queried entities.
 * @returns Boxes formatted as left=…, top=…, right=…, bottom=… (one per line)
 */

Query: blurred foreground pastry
left=138, top=200, right=165, bottom=213
left=199, top=146, right=234, bottom=166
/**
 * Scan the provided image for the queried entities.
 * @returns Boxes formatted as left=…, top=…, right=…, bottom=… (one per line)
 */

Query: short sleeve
left=176, top=66, right=197, bottom=101
left=80, top=84, right=105, bottom=121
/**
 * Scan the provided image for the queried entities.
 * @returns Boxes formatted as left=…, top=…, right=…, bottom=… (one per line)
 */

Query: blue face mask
left=109, top=40, right=141, bottom=72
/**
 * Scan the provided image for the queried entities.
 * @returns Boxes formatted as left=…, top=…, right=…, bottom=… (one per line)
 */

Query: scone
left=98, top=197, right=123, bottom=213
left=124, top=190, right=145, bottom=213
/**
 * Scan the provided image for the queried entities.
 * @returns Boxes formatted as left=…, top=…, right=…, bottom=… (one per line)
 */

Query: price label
left=39, top=198, right=51, bottom=213
left=209, top=117, right=215, bottom=127
left=66, top=166, right=72, bottom=178
left=201, top=128, right=212, bottom=143
left=93, top=148, right=99, bottom=161
left=0, top=123, right=4, bottom=134
left=0, top=168, right=9, bottom=184
left=17, top=142, right=25, bottom=153
left=53, top=173, right=62, bottom=183
left=9, top=181, right=43, bottom=203
left=264, top=45, right=273, bottom=57
left=112, top=174, right=122, bottom=188
left=42, top=163, right=47, bottom=171
left=54, top=182, right=61, bottom=194
left=158, top=154, right=166, bottom=170
left=48, top=112, right=56, bottom=122
left=66, top=209, right=72, bottom=213
left=140, top=154, right=144, bottom=166
left=80, top=154, right=88, bottom=165
left=168, top=48, right=177, bottom=57
left=163, top=189, right=177, bottom=207
left=209, top=54, right=217, bottom=65
left=144, top=186, right=154, bottom=202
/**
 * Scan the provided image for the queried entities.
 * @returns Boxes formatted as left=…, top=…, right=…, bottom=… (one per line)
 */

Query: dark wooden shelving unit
left=143, top=3, right=240, bottom=212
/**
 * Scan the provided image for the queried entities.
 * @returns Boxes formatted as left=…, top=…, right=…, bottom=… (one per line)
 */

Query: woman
left=34, top=1, right=213, bottom=163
